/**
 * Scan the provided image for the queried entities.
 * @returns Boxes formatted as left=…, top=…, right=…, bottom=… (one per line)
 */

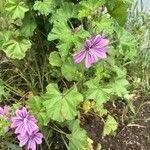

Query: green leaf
left=61, top=58, right=78, bottom=81
left=48, top=2, right=89, bottom=58
left=34, top=0, right=56, bottom=16
left=3, top=141, right=21, bottom=150
left=96, top=105, right=108, bottom=117
left=78, top=0, right=106, bottom=18
left=0, top=31, right=12, bottom=48
left=0, top=0, right=5, bottom=13
left=106, top=0, right=128, bottom=26
left=0, top=84, right=9, bottom=102
left=20, top=14, right=37, bottom=37
left=49, top=51, right=62, bottom=67
left=0, top=118, right=10, bottom=136
left=123, top=0, right=134, bottom=5
left=72, top=28, right=90, bottom=50
left=0, top=86, right=6, bottom=98
left=48, top=21, right=72, bottom=57
left=2, top=38, right=31, bottom=59
left=103, top=115, right=118, bottom=136
left=43, top=84, right=83, bottom=122
left=85, top=78, right=112, bottom=107
left=51, top=2, right=78, bottom=23
left=27, top=96, right=49, bottom=126
left=48, top=22, right=89, bottom=58
left=112, top=65, right=127, bottom=78
left=118, top=28, right=137, bottom=59
left=27, top=96, right=43, bottom=112
left=111, top=78, right=129, bottom=97
left=92, top=15, right=113, bottom=34
left=5, top=0, right=29, bottom=19
left=67, top=120, right=87, bottom=150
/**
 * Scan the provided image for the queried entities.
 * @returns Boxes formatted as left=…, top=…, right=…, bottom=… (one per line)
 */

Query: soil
left=81, top=93, right=150, bottom=150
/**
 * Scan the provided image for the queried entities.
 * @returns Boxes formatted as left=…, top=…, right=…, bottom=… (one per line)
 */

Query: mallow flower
left=0, top=105, right=9, bottom=117
left=11, top=107, right=39, bottom=136
left=17, top=129, right=43, bottom=150
left=73, top=35, right=109, bottom=68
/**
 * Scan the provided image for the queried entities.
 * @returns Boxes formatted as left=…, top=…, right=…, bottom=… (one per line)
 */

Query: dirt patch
left=81, top=97, right=150, bottom=150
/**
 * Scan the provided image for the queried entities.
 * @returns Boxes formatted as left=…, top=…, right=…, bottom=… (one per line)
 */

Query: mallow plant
left=0, top=0, right=138, bottom=149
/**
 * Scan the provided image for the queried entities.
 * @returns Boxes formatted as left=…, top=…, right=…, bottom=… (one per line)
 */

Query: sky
left=138, top=0, right=150, bottom=10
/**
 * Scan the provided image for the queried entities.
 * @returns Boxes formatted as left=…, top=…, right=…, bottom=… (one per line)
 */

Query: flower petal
left=0, top=105, right=9, bottom=116
left=84, top=39, right=91, bottom=49
left=11, top=118, right=22, bottom=128
left=95, top=49, right=107, bottom=58
left=17, top=134, right=29, bottom=147
left=92, top=36, right=109, bottom=48
left=85, top=53, right=92, bottom=68
left=28, top=116, right=37, bottom=123
left=27, top=121, right=39, bottom=135
left=91, top=35, right=102, bottom=45
left=15, top=123, right=26, bottom=135
left=73, top=50, right=86, bottom=64
left=89, top=49, right=98, bottom=63
left=34, top=132, right=43, bottom=144
left=16, top=107, right=28, bottom=118
left=3, top=105, right=9, bottom=114
left=28, top=139, right=36, bottom=150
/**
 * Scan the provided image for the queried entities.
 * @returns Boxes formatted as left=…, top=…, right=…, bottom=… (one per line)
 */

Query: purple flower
left=0, top=105, right=9, bottom=117
left=17, top=130, right=43, bottom=150
left=73, top=35, right=109, bottom=68
left=11, top=107, right=39, bottom=136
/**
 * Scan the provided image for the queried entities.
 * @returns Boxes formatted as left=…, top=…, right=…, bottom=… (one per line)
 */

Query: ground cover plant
left=0, top=0, right=150, bottom=149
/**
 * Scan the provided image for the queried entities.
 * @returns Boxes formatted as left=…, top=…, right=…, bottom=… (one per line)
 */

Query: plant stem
left=49, top=125, right=67, bottom=135
left=61, top=134, right=70, bottom=150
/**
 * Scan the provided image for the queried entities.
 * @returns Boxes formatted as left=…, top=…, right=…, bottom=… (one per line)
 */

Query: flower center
left=23, top=118, right=28, bottom=124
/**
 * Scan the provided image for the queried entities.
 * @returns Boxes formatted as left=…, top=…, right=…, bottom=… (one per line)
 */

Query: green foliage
left=43, top=84, right=83, bottom=122
left=0, top=85, right=9, bottom=102
left=49, top=51, right=62, bottom=67
left=48, top=21, right=73, bottom=57
left=0, top=0, right=143, bottom=149
left=103, top=115, right=118, bottom=136
left=48, top=22, right=89, bottom=57
left=20, top=15, right=37, bottom=38
left=106, top=0, right=128, bottom=26
left=51, top=2, right=78, bottom=23
left=0, top=118, right=10, bottom=136
left=111, top=78, right=129, bottom=97
left=92, top=15, right=113, bottom=34
left=78, top=0, right=106, bottom=18
left=48, top=2, right=89, bottom=58
left=27, top=96, right=49, bottom=126
left=61, top=58, right=78, bottom=81
left=0, top=31, right=11, bottom=47
left=33, top=0, right=57, bottom=16
left=2, top=38, right=31, bottom=59
left=2, top=142, right=22, bottom=150
left=118, top=28, right=138, bottom=59
left=5, top=0, right=29, bottom=19
left=67, top=120, right=87, bottom=150
left=85, top=77, right=112, bottom=107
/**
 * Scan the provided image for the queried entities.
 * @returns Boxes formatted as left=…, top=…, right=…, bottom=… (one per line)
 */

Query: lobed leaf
left=5, top=0, right=29, bottom=19
left=103, top=115, right=118, bottom=136
left=2, top=38, right=31, bottom=59
left=85, top=78, right=112, bottom=107
left=43, top=84, right=83, bottom=122
left=67, top=120, right=87, bottom=150
left=106, top=0, right=128, bottom=26
left=33, top=0, right=56, bottom=16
